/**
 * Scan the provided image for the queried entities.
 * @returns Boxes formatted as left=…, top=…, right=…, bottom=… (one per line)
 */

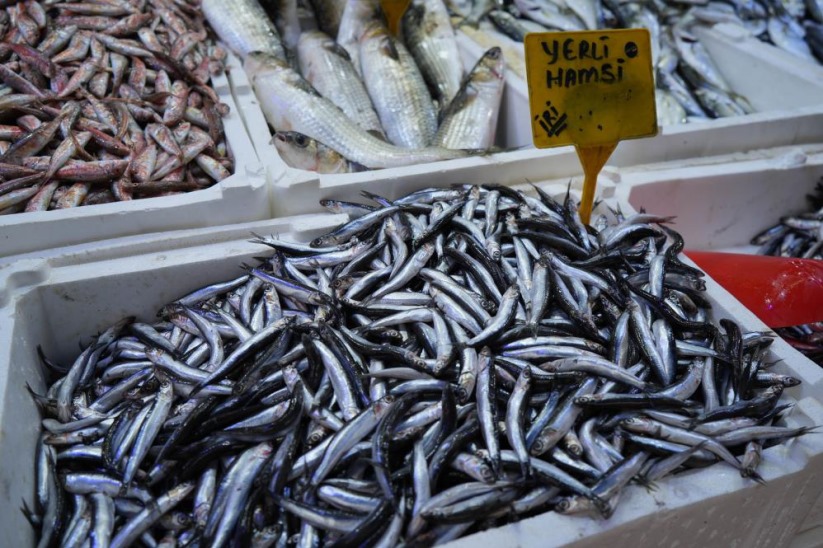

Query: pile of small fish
left=752, top=179, right=823, bottom=364
left=452, top=0, right=823, bottom=124
left=0, top=0, right=234, bottom=216
left=31, top=184, right=813, bottom=547
left=203, top=0, right=505, bottom=173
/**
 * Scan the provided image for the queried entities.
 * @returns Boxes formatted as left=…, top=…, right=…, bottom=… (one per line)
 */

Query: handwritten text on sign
left=524, top=29, right=657, bottom=148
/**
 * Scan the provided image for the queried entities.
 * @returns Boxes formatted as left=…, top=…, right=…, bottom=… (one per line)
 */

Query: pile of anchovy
left=0, top=0, right=233, bottom=215
left=31, top=185, right=812, bottom=547
left=752, top=180, right=823, bottom=365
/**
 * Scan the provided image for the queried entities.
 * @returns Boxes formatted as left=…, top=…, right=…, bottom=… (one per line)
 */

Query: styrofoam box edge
left=1, top=182, right=822, bottom=547
left=0, top=52, right=268, bottom=259
left=694, top=24, right=823, bottom=112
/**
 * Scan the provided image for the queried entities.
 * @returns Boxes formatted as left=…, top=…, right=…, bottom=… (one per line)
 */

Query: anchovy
left=33, top=184, right=808, bottom=546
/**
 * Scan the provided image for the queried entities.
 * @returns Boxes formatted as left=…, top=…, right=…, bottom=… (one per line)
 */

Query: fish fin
left=379, top=35, right=400, bottom=61
left=633, top=474, right=657, bottom=492
left=37, top=345, right=68, bottom=374
left=366, top=129, right=387, bottom=141
left=590, top=495, right=612, bottom=518
left=291, top=74, right=323, bottom=97
left=360, top=189, right=392, bottom=206
left=741, top=468, right=767, bottom=485
left=249, top=232, right=275, bottom=247
left=460, top=147, right=493, bottom=157
left=323, top=40, right=352, bottom=63
left=350, top=161, right=369, bottom=173
left=20, top=499, right=39, bottom=529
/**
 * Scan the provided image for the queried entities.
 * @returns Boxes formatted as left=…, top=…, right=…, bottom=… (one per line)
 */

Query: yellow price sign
left=524, top=29, right=658, bottom=223
left=379, top=0, right=411, bottom=35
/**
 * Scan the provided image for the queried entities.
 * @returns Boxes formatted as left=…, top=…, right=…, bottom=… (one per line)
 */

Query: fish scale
left=296, top=29, right=385, bottom=138
left=402, top=0, right=464, bottom=106
left=359, top=22, right=438, bottom=148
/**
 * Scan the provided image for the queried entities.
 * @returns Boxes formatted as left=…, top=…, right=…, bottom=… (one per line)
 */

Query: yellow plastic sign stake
left=380, top=0, right=411, bottom=35
left=524, top=29, right=657, bottom=224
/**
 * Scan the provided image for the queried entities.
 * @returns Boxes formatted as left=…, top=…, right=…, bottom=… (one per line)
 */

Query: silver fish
left=202, top=0, right=286, bottom=60
left=32, top=184, right=809, bottom=547
left=273, top=131, right=364, bottom=173
left=336, top=0, right=383, bottom=75
left=402, top=0, right=464, bottom=106
left=434, top=47, right=505, bottom=149
left=359, top=21, right=438, bottom=147
left=296, top=30, right=385, bottom=137
left=247, top=53, right=466, bottom=168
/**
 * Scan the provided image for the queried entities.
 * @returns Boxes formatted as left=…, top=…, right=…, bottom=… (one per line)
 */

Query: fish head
left=359, top=20, right=399, bottom=59
left=297, top=29, right=330, bottom=49
left=620, top=416, right=651, bottom=433
left=555, top=496, right=589, bottom=514
left=272, top=131, right=320, bottom=171
left=473, top=46, right=506, bottom=83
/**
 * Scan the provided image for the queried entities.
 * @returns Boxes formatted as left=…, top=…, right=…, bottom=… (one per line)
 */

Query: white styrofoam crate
left=1, top=181, right=822, bottom=547
left=614, top=148, right=823, bottom=254
left=614, top=149, right=823, bottom=544
left=0, top=53, right=268, bottom=259
left=457, top=25, right=823, bottom=168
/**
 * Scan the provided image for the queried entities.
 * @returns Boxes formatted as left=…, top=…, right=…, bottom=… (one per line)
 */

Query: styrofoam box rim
left=0, top=52, right=268, bottom=259
left=1, top=182, right=823, bottom=547
left=611, top=146, right=821, bottom=186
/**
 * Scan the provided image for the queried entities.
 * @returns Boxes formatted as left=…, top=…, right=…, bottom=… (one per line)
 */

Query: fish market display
left=203, top=0, right=506, bottom=173
left=752, top=179, right=823, bottom=364
left=0, top=0, right=234, bottom=216
left=30, top=184, right=812, bottom=546
left=453, top=0, right=823, bottom=124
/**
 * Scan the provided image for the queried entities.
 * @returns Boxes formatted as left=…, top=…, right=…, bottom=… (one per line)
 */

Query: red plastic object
left=685, top=251, right=823, bottom=328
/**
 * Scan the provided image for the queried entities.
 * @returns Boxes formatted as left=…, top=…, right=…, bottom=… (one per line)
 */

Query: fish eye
left=294, top=134, right=309, bottom=147
left=488, top=47, right=501, bottom=59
